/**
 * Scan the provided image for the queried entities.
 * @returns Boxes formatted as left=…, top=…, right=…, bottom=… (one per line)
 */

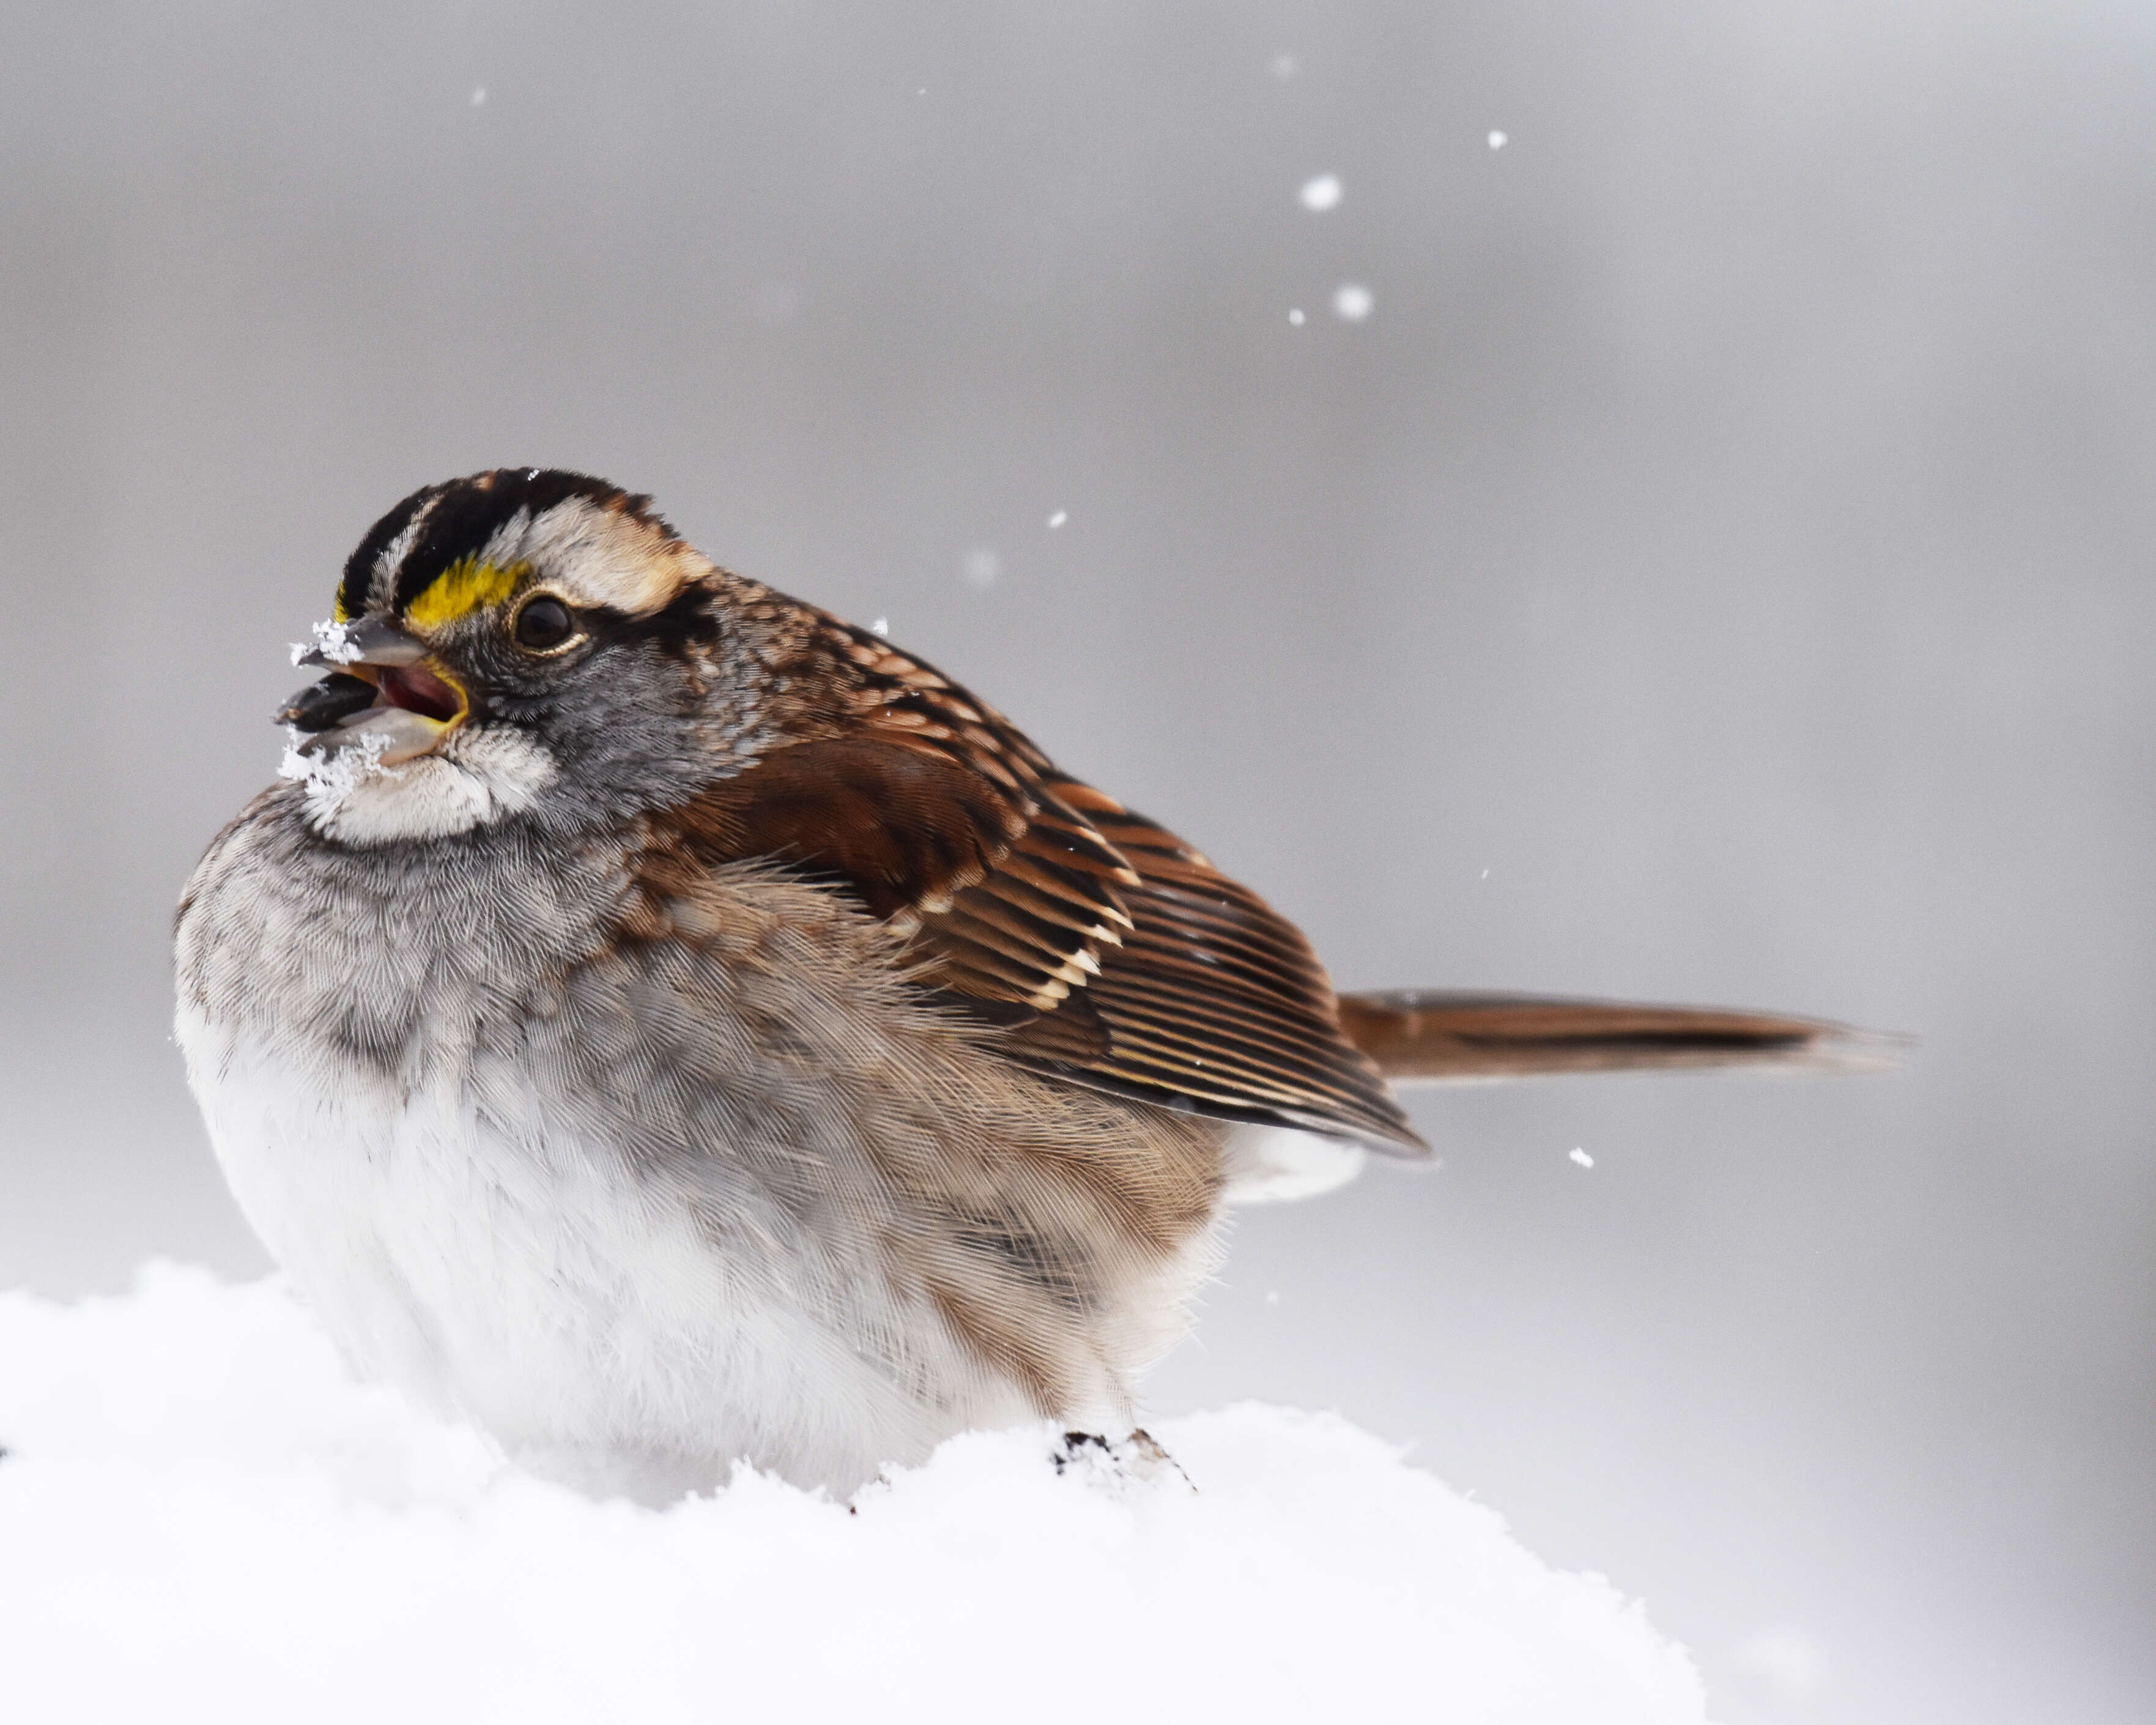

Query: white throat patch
left=281, top=724, right=558, bottom=843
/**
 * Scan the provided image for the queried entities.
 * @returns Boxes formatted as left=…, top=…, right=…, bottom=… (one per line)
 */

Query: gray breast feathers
left=175, top=788, right=1226, bottom=1492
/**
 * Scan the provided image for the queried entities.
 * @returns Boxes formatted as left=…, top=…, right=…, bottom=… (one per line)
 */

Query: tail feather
left=1336, top=990, right=1903, bottom=1083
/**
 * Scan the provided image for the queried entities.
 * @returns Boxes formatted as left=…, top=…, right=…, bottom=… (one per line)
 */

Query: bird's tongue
left=376, top=664, right=461, bottom=722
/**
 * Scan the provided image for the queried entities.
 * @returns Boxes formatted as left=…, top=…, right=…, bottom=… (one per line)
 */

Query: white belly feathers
left=176, top=1003, right=984, bottom=1499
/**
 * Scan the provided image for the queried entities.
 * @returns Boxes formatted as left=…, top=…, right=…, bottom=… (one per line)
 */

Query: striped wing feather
left=1027, top=781, right=1421, bottom=1147
left=669, top=614, right=1424, bottom=1151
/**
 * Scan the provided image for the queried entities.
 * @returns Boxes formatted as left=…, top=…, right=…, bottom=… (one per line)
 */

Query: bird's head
left=280, top=468, right=800, bottom=842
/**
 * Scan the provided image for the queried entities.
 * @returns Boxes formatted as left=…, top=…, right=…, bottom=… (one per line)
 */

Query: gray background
left=2, top=3, right=2149, bottom=1721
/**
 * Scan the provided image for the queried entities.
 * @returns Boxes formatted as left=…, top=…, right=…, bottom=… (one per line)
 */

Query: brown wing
left=1028, top=779, right=1422, bottom=1148
left=660, top=607, right=1423, bottom=1151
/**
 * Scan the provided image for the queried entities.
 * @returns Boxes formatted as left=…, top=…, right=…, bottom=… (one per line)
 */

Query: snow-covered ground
left=0, top=1266, right=1708, bottom=1724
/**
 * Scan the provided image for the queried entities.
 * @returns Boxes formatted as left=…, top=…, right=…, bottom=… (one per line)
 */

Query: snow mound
left=0, top=1266, right=1708, bottom=1725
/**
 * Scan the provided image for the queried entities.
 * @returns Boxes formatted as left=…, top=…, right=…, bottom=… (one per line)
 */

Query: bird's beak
left=293, top=613, right=430, bottom=670
left=281, top=617, right=470, bottom=766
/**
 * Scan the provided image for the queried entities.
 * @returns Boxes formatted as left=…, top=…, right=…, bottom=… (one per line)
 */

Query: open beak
left=281, top=617, right=469, bottom=766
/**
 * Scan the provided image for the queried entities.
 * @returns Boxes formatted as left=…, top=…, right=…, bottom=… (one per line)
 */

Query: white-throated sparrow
left=176, top=469, right=1868, bottom=1499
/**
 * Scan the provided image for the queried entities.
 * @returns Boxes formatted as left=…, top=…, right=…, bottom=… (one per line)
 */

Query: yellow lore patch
left=405, top=556, right=529, bottom=631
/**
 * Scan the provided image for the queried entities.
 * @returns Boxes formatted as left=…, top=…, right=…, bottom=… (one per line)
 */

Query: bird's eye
left=511, top=595, right=578, bottom=653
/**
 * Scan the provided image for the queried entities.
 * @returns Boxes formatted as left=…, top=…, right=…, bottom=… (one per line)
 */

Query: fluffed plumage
left=174, top=468, right=1878, bottom=1499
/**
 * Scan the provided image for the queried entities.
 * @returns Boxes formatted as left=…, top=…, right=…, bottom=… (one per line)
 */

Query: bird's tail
left=1335, top=990, right=1903, bottom=1083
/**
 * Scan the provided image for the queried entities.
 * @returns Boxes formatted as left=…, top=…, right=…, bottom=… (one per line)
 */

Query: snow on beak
left=282, top=617, right=470, bottom=766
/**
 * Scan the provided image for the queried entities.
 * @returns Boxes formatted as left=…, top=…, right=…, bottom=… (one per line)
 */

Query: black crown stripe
left=337, top=470, right=677, bottom=620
